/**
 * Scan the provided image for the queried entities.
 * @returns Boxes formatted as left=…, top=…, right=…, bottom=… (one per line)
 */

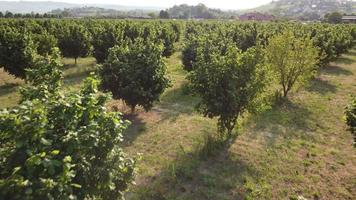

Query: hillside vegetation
left=251, top=0, right=356, bottom=20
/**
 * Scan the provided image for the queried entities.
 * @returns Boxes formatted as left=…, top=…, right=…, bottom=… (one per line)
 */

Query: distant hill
left=49, top=7, right=154, bottom=18
left=167, top=3, right=228, bottom=19
left=1, top=0, right=355, bottom=20
left=166, top=4, right=246, bottom=19
left=0, top=1, right=163, bottom=14
left=248, top=0, right=356, bottom=20
left=50, top=4, right=231, bottom=19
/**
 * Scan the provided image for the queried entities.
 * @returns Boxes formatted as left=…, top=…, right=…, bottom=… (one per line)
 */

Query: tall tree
left=57, top=24, right=91, bottom=64
left=157, top=26, right=176, bottom=57
left=148, top=12, right=158, bottom=19
left=188, top=42, right=267, bottom=137
left=4, top=11, right=13, bottom=18
left=159, top=10, right=170, bottom=19
left=99, top=39, right=170, bottom=113
left=265, top=31, right=319, bottom=98
left=0, top=28, right=37, bottom=78
left=325, top=12, right=343, bottom=24
left=91, top=25, right=123, bottom=63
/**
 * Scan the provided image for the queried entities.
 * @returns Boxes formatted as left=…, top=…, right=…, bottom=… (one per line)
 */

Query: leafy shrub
left=345, top=95, right=356, bottom=146
left=32, top=31, right=58, bottom=57
left=57, top=24, right=92, bottom=64
left=265, top=30, right=319, bottom=98
left=182, top=36, right=199, bottom=71
left=0, top=52, right=136, bottom=199
left=99, top=39, right=171, bottom=112
left=0, top=27, right=37, bottom=78
left=91, top=24, right=124, bottom=64
left=324, top=12, right=343, bottom=24
left=157, top=25, right=176, bottom=57
left=188, top=41, right=267, bottom=137
left=171, top=22, right=183, bottom=42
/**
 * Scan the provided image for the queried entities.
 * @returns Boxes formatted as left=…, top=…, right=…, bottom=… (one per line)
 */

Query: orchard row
left=0, top=19, right=183, bottom=78
left=1, top=19, right=356, bottom=199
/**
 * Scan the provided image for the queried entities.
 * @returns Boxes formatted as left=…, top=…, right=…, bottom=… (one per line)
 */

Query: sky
left=9, top=0, right=273, bottom=10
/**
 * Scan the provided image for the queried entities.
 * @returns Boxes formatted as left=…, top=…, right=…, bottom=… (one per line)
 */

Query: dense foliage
left=182, top=22, right=356, bottom=71
left=159, top=10, right=170, bottom=19
left=33, top=32, right=58, bottom=57
left=0, top=27, right=37, bottom=78
left=265, top=30, right=319, bottom=98
left=345, top=96, right=356, bottom=146
left=89, top=20, right=181, bottom=62
left=91, top=22, right=124, bottom=63
left=188, top=36, right=267, bottom=137
left=0, top=18, right=355, bottom=148
left=181, top=21, right=355, bottom=139
left=57, top=24, right=92, bottom=64
left=99, top=39, right=171, bottom=112
left=0, top=52, right=136, bottom=199
left=166, top=3, right=237, bottom=19
left=324, top=12, right=343, bottom=24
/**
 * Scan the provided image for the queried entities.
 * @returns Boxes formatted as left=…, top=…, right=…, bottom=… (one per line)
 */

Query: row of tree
left=0, top=19, right=183, bottom=78
left=1, top=19, right=355, bottom=199
left=0, top=19, right=181, bottom=199
left=183, top=22, right=356, bottom=70
left=0, top=11, right=62, bottom=19
left=182, top=21, right=356, bottom=138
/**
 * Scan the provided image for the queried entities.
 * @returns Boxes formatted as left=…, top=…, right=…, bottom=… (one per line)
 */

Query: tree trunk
left=130, top=105, right=136, bottom=114
left=226, top=118, right=237, bottom=139
left=74, top=57, right=77, bottom=65
left=282, top=83, right=288, bottom=98
left=283, top=87, right=289, bottom=98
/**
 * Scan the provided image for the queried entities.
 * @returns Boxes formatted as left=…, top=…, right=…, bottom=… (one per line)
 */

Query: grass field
left=0, top=50, right=355, bottom=199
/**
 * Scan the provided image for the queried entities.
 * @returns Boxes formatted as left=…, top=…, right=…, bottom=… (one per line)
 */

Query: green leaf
left=40, top=138, right=52, bottom=146
left=51, top=150, right=60, bottom=155
left=70, top=183, right=82, bottom=188
left=63, top=156, right=72, bottom=163
left=50, top=160, right=62, bottom=167
left=12, top=167, right=22, bottom=175
left=40, top=152, right=46, bottom=158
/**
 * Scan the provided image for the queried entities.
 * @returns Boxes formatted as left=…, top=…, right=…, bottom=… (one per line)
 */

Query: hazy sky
left=9, top=0, right=273, bottom=10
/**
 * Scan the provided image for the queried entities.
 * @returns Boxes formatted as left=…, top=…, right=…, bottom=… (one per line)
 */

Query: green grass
left=0, top=50, right=355, bottom=199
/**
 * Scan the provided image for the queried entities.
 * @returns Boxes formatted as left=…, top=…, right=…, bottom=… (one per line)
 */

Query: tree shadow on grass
left=110, top=83, right=197, bottom=147
left=321, top=65, right=353, bottom=76
left=334, top=56, right=354, bottom=65
left=306, top=78, right=337, bottom=95
left=345, top=50, right=356, bottom=57
left=62, top=68, right=96, bottom=88
left=156, top=83, right=199, bottom=122
left=0, top=83, right=20, bottom=96
left=129, top=134, right=261, bottom=200
left=245, top=99, right=315, bottom=146
left=122, top=113, right=147, bottom=147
